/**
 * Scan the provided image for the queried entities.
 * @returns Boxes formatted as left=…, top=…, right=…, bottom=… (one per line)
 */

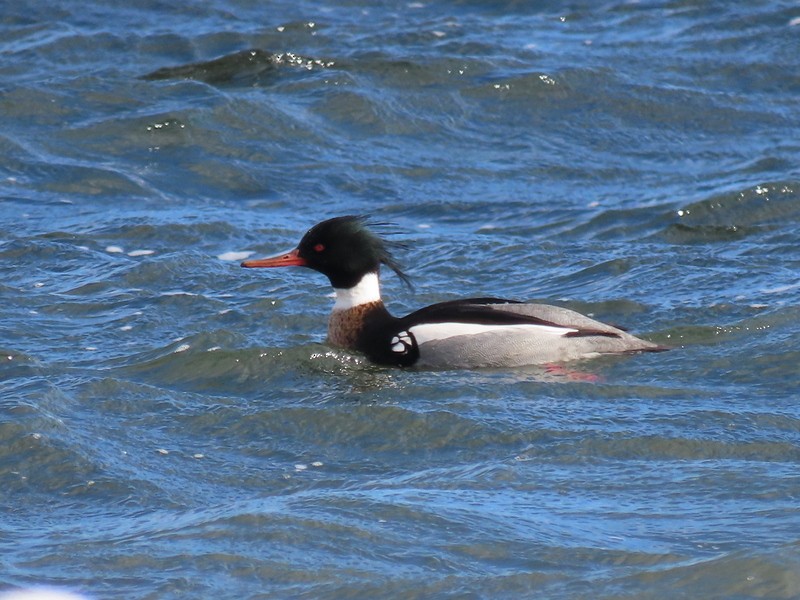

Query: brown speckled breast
left=327, top=301, right=385, bottom=350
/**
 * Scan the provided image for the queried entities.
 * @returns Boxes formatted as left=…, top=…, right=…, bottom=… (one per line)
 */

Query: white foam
left=218, top=251, right=253, bottom=261
left=0, top=588, right=90, bottom=600
left=761, top=282, right=800, bottom=295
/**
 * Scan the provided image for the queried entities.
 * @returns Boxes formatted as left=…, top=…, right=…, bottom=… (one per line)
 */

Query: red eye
left=314, top=243, right=325, bottom=252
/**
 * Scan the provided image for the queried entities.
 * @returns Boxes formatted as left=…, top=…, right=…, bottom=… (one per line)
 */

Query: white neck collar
left=333, top=272, right=381, bottom=310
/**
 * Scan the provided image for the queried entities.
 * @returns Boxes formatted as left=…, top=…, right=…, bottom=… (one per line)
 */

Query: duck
left=241, top=215, right=667, bottom=368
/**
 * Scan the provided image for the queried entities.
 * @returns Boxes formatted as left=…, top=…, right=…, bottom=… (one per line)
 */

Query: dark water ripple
left=2, top=0, right=800, bottom=598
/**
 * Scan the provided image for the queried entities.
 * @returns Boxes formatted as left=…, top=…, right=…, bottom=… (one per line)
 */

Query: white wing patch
left=390, top=331, right=414, bottom=354
left=409, top=322, right=576, bottom=346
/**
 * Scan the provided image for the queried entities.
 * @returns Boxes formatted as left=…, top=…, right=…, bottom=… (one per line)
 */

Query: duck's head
left=241, top=215, right=410, bottom=289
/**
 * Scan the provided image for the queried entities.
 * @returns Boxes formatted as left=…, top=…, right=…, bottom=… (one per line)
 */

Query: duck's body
left=242, top=216, right=667, bottom=369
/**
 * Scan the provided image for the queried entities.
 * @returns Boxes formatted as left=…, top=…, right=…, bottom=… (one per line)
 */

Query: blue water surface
left=2, top=1, right=800, bottom=598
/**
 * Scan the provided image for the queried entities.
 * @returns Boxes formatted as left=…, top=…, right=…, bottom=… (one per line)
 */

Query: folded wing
left=400, top=298, right=665, bottom=368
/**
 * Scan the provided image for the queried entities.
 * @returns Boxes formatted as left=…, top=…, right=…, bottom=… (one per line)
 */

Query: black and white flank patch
left=390, top=331, right=414, bottom=355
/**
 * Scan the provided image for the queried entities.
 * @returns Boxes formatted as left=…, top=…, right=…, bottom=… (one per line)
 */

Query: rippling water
left=2, top=1, right=800, bottom=598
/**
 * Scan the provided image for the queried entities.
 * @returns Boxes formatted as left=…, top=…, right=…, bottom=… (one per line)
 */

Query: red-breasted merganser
left=241, top=216, right=668, bottom=368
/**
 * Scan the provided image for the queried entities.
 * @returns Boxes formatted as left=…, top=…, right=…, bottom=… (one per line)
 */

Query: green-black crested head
left=294, top=215, right=411, bottom=289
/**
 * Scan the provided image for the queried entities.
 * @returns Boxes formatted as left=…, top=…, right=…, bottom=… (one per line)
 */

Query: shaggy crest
left=299, top=215, right=412, bottom=288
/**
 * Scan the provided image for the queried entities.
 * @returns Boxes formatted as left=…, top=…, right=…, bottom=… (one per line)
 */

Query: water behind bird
left=2, top=1, right=800, bottom=598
